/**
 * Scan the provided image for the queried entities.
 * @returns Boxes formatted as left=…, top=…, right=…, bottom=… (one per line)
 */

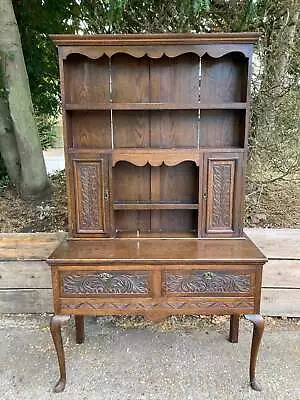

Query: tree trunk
left=0, top=0, right=50, bottom=198
left=0, top=59, right=21, bottom=186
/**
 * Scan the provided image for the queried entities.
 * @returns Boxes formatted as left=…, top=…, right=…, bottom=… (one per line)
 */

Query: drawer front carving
left=61, top=271, right=149, bottom=296
left=59, top=297, right=255, bottom=315
left=164, top=270, right=252, bottom=296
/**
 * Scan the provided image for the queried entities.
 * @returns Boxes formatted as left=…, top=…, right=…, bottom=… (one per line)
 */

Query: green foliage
left=0, top=155, right=8, bottom=185
left=8, top=0, right=299, bottom=188
left=0, top=174, right=10, bottom=192
left=36, top=113, right=58, bottom=150
left=79, top=0, right=211, bottom=33
left=10, top=1, right=82, bottom=150
left=12, top=0, right=81, bottom=117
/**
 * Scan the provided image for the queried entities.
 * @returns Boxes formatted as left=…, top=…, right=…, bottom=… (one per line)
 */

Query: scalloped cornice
left=50, top=33, right=258, bottom=60
left=59, top=44, right=251, bottom=60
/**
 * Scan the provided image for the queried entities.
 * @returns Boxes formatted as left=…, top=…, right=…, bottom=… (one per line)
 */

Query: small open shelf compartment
left=113, top=161, right=199, bottom=235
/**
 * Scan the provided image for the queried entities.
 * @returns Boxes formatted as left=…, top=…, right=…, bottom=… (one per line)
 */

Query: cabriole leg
left=244, top=314, right=264, bottom=391
left=229, top=314, right=240, bottom=343
left=50, top=315, right=70, bottom=393
left=75, top=315, right=85, bottom=344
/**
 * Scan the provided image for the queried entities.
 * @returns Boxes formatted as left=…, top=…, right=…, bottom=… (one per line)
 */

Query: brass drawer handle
left=104, top=191, right=109, bottom=201
left=202, top=272, right=214, bottom=280
left=98, top=272, right=112, bottom=280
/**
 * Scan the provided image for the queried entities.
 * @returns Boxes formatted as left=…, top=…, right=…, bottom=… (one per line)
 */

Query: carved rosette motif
left=78, top=164, right=101, bottom=230
left=165, top=271, right=250, bottom=294
left=211, top=163, right=232, bottom=229
left=63, top=271, right=148, bottom=295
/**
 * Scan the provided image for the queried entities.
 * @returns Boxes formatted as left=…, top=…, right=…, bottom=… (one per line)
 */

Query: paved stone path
left=0, top=315, right=299, bottom=400
left=43, top=148, right=65, bottom=174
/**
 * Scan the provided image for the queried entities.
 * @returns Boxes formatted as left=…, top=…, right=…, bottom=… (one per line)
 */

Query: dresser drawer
left=59, top=269, right=151, bottom=297
left=163, top=268, right=255, bottom=297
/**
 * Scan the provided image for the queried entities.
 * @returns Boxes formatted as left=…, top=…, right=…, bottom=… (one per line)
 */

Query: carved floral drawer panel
left=163, top=269, right=255, bottom=297
left=60, top=270, right=150, bottom=297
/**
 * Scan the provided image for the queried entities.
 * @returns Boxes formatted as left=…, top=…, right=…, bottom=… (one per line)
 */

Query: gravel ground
left=0, top=314, right=299, bottom=400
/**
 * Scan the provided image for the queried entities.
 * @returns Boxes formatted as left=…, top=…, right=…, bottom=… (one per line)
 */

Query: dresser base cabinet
left=49, top=33, right=267, bottom=393
left=48, top=237, right=266, bottom=393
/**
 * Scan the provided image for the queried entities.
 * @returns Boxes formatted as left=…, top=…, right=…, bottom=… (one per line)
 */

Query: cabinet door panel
left=70, top=154, right=112, bottom=235
left=201, top=152, right=243, bottom=236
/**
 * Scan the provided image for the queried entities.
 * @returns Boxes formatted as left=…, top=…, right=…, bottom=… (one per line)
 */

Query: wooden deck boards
left=0, top=229, right=299, bottom=315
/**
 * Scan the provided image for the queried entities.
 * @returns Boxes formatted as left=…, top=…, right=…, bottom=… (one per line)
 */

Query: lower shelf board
left=113, top=202, right=199, bottom=210
left=115, top=231, right=198, bottom=238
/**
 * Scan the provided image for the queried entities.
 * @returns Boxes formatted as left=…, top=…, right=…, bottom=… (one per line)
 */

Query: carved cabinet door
left=200, top=152, right=244, bottom=237
left=68, top=153, right=113, bottom=236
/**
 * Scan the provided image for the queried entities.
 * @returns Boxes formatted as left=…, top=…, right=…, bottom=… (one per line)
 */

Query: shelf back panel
left=111, top=53, right=199, bottom=103
left=111, top=54, right=150, bottom=102
left=200, top=53, right=248, bottom=103
left=113, top=110, right=198, bottom=148
left=113, top=162, right=151, bottom=201
left=150, top=110, right=198, bottom=148
left=115, top=210, right=151, bottom=232
left=64, top=54, right=110, bottom=104
left=159, top=210, right=197, bottom=232
left=159, top=163, right=198, bottom=203
left=150, top=54, right=199, bottom=103
left=115, top=210, right=197, bottom=234
left=200, top=110, right=245, bottom=148
left=113, top=111, right=150, bottom=148
left=70, top=111, right=111, bottom=148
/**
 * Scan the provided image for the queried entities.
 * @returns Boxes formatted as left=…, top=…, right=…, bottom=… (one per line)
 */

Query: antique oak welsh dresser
left=48, top=33, right=267, bottom=393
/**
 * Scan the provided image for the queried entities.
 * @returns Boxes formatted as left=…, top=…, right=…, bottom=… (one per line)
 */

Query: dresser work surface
left=48, top=237, right=266, bottom=263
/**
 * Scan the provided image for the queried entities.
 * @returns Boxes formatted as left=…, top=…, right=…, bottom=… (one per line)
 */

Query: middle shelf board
left=113, top=202, right=199, bottom=210
left=65, top=102, right=247, bottom=110
left=68, top=148, right=245, bottom=167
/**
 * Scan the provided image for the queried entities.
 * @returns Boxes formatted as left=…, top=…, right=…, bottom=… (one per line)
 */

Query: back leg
left=229, top=314, right=239, bottom=343
left=75, top=316, right=85, bottom=344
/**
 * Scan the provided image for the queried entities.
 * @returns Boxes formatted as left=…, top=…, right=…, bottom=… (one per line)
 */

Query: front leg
left=244, top=314, right=264, bottom=391
left=50, top=315, right=70, bottom=393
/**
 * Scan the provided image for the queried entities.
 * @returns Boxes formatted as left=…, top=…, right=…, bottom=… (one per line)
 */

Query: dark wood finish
left=65, top=54, right=110, bottom=104
left=48, top=238, right=266, bottom=263
left=201, top=152, right=244, bottom=237
left=201, top=53, right=248, bottom=103
left=244, top=314, right=265, bottom=391
left=74, top=315, right=84, bottom=344
left=69, top=153, right=112, bottom=236
left=229, top=314, right=240, bottom=343
left=70, top=111, right=111, bottom=149
left=50, top=315, right=70, bottom=393
left=65, top=102, right=247, bottom=110
left=48, top=33, right=266, bottom=392
left=200, top=110, right=245, bottom=148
